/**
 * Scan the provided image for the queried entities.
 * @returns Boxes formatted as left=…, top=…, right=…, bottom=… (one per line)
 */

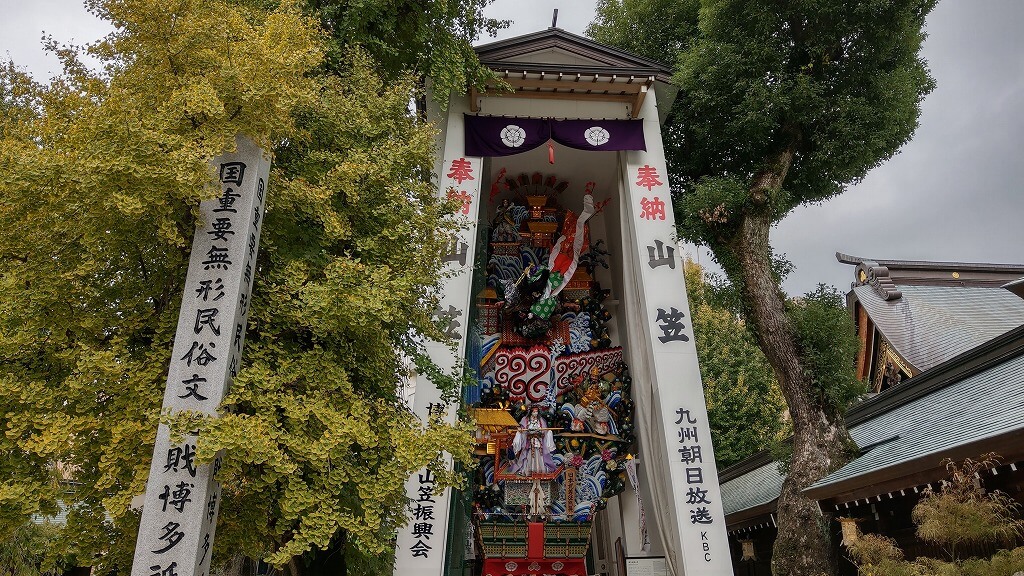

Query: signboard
left=626, top=556, right=669, bottom=576
left=131, top=136, right=270, bottom=576
left=393, top=110, right=483, bottom=574
left=623, top=113, right=732, bottom=574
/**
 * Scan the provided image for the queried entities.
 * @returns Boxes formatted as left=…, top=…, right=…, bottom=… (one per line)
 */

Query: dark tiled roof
left=856, top=284, right=1024, bottom=371
left=474, top=27, right=672, bottom=78
left=721, top=461, right=785, bottom=516
left=807, top=352, right=1024, bottom=492
left=720, top=323, right=1024, bottom=520
left=838, top=253, right=1024, bottom=292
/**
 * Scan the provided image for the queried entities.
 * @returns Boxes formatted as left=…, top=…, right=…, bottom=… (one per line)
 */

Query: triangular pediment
left=475, top=28, right=672, bottom=82
left=487, top=45, right=609, bottom=68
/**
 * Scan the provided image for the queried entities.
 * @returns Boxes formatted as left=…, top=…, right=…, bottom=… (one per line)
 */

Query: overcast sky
left=4, top=1, right=1022, bottom=295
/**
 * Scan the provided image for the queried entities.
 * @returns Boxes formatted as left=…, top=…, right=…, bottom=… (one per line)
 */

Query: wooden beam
left=487, top=77, right=643, bottom=93
left=725, top=501, right=778, bottom=530
left=479, top=90, right=635, bottom=104
left=469, top=86, right=479, bottom=113
left=630, top=84, right=648, bottom=118
left=805, top=429, right=1024, bottom=505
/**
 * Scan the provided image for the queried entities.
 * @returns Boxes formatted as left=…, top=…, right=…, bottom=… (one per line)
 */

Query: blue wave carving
left=569, top=312, right=592, bottom=353
left=509, top=204, right=528, bottom=227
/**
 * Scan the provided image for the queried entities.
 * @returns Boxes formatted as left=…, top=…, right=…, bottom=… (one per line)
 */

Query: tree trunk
left=219, top=554, right=247, bottom=576
left=286, top=557, right=304, bottom=576
left=730, top=208, right=852, bottom=576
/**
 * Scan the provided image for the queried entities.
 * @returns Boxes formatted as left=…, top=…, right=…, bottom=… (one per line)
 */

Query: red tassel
left=548, top=140, right=555, bottom=164
left=489, top=167, right=507, bottom=203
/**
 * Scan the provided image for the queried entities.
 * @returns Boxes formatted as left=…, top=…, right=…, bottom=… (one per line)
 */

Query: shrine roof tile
left=721, top=461, right=784, bottom=517
left=474, top=27, right=672, bottom=78
left=837, top=252, right=1024, bottom=275
left=720, top=325, right=1024, bottom=521
left=854, top=283, right=1024, bottom=372
left=806, top=351, right=1024, bottom=493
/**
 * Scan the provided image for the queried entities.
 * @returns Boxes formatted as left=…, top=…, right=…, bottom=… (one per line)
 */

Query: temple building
left=720, top=254, right=1024, bottom=574
left=839, top=253, right=1024, bottom=392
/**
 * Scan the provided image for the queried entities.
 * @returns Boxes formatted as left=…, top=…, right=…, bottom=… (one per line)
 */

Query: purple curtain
left=550, top=119, right=646, bottom=152
left=464, top=115, right=646, bottom=157
left=464, top=115, right=550, bottom=157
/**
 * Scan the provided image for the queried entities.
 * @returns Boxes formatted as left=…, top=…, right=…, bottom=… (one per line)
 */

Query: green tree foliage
left=913, top=455, right=1024, bottom=559
left=787, top=286, right=865, bottom=411
left=0, top=522, right=67, bottom=576
left=846, top=533, right=914, bottom=575
left=593, top=0, right=936, bottom=232
left=591, top=1, right=933, bottom=572
left=308, top=0, right=506, bottom=103
left=685, top=261, right=785, bottom=469
left=0, top=0, right=478, bottom=573
left=587, top=0, right=698, bottom=64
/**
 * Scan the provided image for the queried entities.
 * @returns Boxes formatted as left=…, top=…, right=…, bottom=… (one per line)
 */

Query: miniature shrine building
left=394, top=27, right=734, bottom=576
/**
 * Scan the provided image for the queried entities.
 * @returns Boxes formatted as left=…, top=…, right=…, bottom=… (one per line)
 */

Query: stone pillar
left=132, top=136, right=270, bottom=576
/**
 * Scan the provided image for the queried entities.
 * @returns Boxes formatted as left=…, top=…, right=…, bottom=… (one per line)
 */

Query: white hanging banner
left=625, top=458, right=651, bottom=552
left=132, top=136, right=271, bottom=576
left=623, top=114, right=733, bottom=574
left=393, top=109, right=482, bottom=574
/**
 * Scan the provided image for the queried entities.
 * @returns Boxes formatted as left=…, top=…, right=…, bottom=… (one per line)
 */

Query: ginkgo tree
left=0, top=0, right=499, bottom=573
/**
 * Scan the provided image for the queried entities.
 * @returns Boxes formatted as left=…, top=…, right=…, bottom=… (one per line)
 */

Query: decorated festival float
left=466, top=170, right=638, bottom=576
left=396, top=26, right=735, bottom=576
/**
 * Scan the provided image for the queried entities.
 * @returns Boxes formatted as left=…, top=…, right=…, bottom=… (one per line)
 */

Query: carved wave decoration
left=493, top=346, right=552, bottom=400
left=520, top=245, right=550, bottom=273
left=489, top=254, right=523, bottom=283
left=509, top=204, right=528, bottom=227
left=568, top=312, right=592, bottom=354
left=553, top=347, right=623, bottom=392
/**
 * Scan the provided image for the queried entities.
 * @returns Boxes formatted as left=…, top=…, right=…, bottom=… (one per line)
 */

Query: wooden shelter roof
left=837, top=252, right=1024, bottom=291
left=852, top=283, right=1024, bottom=372
left=471, top=408, right=519, bottom=432
left=837, top=252, right=1024, bottom=372
left=472, top=27, right=678, bottom=121
left=805, top=324, right=1024, bottom=503
left=475, top=27, right=672, bottom=81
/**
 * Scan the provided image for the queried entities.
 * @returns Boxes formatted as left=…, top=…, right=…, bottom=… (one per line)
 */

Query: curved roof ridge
left=836, top=251, right=1024, bottom=273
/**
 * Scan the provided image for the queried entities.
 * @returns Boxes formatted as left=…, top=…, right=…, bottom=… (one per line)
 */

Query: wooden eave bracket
left=724, top=501, right=778, bottom=531
left=630, top=84, right=649, bottom=119
left=468, top=73, right=655, bottom=117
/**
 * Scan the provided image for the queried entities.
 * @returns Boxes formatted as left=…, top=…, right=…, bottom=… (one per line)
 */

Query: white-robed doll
left=510, top=405, right=557, bottom=475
